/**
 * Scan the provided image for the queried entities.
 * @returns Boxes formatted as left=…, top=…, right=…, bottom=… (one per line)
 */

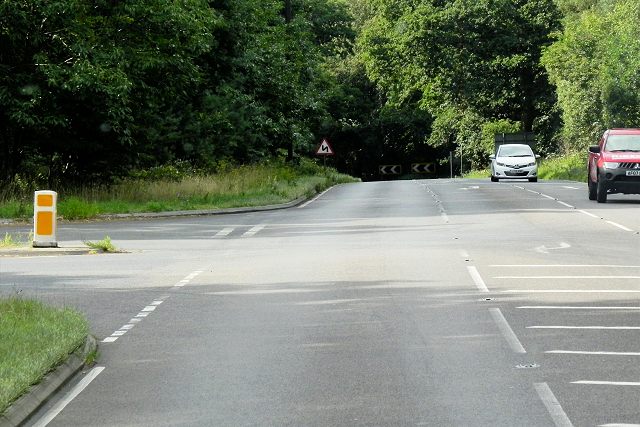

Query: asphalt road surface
left=4, top=178, right=640, bottom=426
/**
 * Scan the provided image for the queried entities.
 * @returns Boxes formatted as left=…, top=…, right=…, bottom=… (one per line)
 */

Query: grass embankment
left=0, top=298, right=89, bottom=415
left=464, top=150, right=587, bottom=182
left=0, top=161, right=359, bottom=221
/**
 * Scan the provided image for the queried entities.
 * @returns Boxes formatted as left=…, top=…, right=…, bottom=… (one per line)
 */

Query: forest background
left=1, top=0, right=638, bottom=189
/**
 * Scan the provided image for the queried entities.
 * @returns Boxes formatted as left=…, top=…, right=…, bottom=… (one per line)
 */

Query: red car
left=588, top=128, right=640, bottom=203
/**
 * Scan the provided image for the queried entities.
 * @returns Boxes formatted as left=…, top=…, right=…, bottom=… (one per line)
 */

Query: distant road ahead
left=6, top=178, right=640, bottom=426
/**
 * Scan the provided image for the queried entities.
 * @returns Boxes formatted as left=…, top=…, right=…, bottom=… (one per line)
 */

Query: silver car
left=489, top=144, right=539, bottom=182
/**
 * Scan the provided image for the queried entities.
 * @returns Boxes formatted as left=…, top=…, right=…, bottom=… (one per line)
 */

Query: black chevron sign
left=379, top=165, right=402, bottom=175
left=411, top=163, right=436, bottom=174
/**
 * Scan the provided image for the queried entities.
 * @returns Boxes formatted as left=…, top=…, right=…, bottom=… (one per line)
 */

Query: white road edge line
left=490, top=308, right=526, bottom=354
left=505, top=290, right=640, bottom=293
left=467, top=266, right=489, bottom=292
left=32, top=366, right=105, bottom=427
left=498, top=276, right=640, bottom=279
left=298, top=186, right=334, bottom=208
left=519, top=306, right=640, bottom=310
left=529, top=326, right=640, bottom=330
left=574, top=381, right=640, bottom=386
left=492, top=264, right=640, bottom=267
left=548, top=350, right=640, bottom=356
left=534, top=382, right=574, bottom=427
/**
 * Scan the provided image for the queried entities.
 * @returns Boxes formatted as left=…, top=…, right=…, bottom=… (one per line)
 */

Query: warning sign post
left=316, top=139, right=334, bottom=166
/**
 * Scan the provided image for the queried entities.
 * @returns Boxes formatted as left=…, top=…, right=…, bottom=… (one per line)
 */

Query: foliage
left=0, top=162, right=359, bottom=220
left=537, top=151, right=587, bottom=182
left=3, top=0, right=639, bottom=182
left=0, top=297, right=88, bottom=414
left=0, top=0, right=356, bottom=184
left=58, top=197, right=99, bottom=220
left=357, top=0, right=562, bottom=166
left=83, top=236, right=116, bottom=252
left=542, top=0, right=640, bottom=151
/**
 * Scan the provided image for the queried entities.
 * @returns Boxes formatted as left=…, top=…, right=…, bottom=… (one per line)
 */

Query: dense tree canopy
left=357, top=0, right=561, bottom=168
left=542, top=0, right=640, bottom=150
left=1, top=0, right=638, bottom=184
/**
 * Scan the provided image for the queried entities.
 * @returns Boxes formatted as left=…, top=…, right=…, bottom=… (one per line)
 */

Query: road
left=3, top=178, right=640, bottom=426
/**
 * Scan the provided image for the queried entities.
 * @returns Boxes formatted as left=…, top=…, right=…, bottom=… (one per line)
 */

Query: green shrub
left=58, top=197, right=99, bottom=220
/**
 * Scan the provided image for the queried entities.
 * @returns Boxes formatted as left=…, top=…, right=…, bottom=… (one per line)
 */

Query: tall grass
left=0, top=161, right=358, bottom=220
left=0, top=297, right=88, bottom=414
left=537, top=151, right=587, bottom=182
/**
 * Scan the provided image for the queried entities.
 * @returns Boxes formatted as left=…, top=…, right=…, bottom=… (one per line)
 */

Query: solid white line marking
left=467, top=266, right=489, bottom=292
left=606, top=221, right=634, bottom=231
left=440, top=212, right=449, bottom=223
left=529, top=326, right=640, bottom=330
left=600, top=424, right=640, bottom=427
left=506, top=290, right=640, bottom=293
left=557, top=201, right=574, bottom=208
left=534, top=382, right=574, bottom=427
left=298, top=186, right=334, bottom=208
left=519, top=306, right=640, bottom=310
left=492, top=264, right=640, bottom=268
left=32, top=366, right=105, bottom=427
left=490, top=308, right=526, bottom=353
left=498, top=276, right=640, bottom=279
left=574, top=381, right=640, bottom=387
left=548, top=350, right=640, bottom=356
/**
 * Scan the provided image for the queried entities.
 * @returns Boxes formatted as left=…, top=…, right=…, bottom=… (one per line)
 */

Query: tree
left=358, top=0, right=561, bottom=163
left=0, top=0, right=220, bottom=184
left=542, top=0, right=640, bottom=150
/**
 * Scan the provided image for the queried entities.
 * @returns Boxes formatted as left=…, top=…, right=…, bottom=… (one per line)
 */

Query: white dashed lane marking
left=243, top=225, right=265, bottom=236
left=103, top=269, right=205, bottom=343
left=215, top=227, right=235, bottom=237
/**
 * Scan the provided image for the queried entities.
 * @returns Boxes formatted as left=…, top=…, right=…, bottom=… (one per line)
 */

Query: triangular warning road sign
left=316, top=139, right=334, bottom=155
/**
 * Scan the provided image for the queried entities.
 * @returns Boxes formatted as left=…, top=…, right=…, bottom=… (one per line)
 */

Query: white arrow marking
left=535, top=242, right=571, bottom=254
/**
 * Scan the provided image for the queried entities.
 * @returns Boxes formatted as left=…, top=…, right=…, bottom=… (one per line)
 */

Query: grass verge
left=0, top=161, right=359, bottom=221
left=0, top=297, right=89, bottom=415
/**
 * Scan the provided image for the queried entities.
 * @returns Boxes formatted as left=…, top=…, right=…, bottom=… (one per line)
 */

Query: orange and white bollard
left=33, top=190, right=58, bottom=248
